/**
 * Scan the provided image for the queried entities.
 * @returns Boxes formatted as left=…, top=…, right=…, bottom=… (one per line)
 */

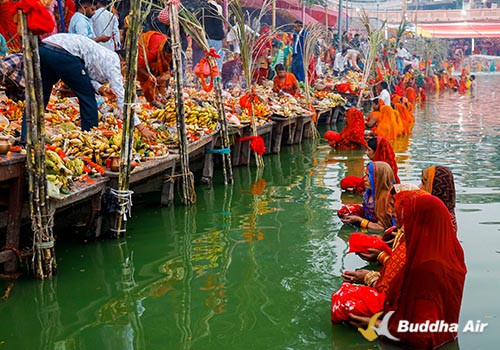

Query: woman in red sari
left=252, top=26, right=273, bottom=84
left=0, top=0, right=20, bottom=51
left=327, top=108, right=367, bottom=150
left=349, top=195, right=466, bottom=349
left=332, top=186, right=427, bottom=323
left=367, top=136, right=400, bottom=183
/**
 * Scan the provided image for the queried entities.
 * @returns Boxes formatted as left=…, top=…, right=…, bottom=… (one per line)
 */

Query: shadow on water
left=0, top=77, right=499, bottom=349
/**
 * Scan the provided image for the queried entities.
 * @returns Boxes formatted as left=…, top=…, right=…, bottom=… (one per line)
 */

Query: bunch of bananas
left=185, top=103, right=218, bottom=131
left=316, top=93, right=347, bottom=109
left=252, top=103, right=271, bottom=118
left=150, top=100, right=176, bottom=124
left=46, top=150, right=74, bottom=195
left=46, top=150, right=73, bottom=176
left=149, top=99, right=219, bottom=134
left=65, top=158, right=85, bottom=176
left=51, top=130, right=120, bottom=166
left=47, top=174, right=73, bottom=194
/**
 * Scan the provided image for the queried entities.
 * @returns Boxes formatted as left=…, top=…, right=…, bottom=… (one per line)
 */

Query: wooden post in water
left=114, top=0, right=141, bottom=235
left=20, top=13, right=56, bottom=278
left=169, top=1, right=196, bottom=205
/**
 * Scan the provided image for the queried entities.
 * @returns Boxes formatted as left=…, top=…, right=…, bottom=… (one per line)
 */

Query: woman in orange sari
left=137, top=31, right=172, bottom=103
left=273, top=63, right=300, bottom=96
left=394, top=101, right=414, bottom=135
left=365, top=98, right=381, bottom=129
left=421, top=166, right=457, bottom=232
left=405, top=86, right=417, bottom=104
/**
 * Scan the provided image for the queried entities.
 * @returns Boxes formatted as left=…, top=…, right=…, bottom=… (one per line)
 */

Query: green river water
left=1, top=76, right=499, bottom=350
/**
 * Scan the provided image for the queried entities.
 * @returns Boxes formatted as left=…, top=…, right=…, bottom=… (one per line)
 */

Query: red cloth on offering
left=385, top=195, right=466, bottom=349
left=340, top=176, right=365, bottom=194
left=337, top=204, right=364, bottom=218
left=348, top=233, right=392, bottom=255
left=239, top=136, right=266, bottom=155
left=336, top=82, right=351, bottom=93
left=12, top=0, right=55, bottom=35
left=331, top=283, right=386, bottom=324
left=324, top=130, right=341, bottom=143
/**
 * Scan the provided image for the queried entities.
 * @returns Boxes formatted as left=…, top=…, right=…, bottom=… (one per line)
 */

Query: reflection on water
left=0, top=76, right=499, bottom=349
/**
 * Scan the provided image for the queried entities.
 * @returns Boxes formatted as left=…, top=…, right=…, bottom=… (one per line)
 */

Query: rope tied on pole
left=164, top=171, right=194, bottom=184
left=111, top=188, right=134, bottom=222
left=205, top=147, right=231, bottom=155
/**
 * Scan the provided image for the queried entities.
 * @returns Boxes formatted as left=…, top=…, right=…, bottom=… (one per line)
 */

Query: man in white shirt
left=378, top=81, right=391, bottom=106
left=346, top=49, right=362, bottom=71
left=395, top=43, right=409, bottom=74
left=333, top=48, right=347, bottom=76
left=21, top=34, right=154, bottom=141
left=91, top=0, right=120, bottom=51
left=226, top=16, right=256, bottom=55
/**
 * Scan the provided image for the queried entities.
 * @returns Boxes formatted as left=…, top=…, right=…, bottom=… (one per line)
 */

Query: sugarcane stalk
left=170, top=2, right=196, bottom=205
left=207, top=56, right=233, bottom=184
left=114, top=0, right=141, bottom=235
left=20, top=12, right=56, bottom=279
left=249, top=101, right=264, bottom=168
left=176, top=6, right=232, bottom=183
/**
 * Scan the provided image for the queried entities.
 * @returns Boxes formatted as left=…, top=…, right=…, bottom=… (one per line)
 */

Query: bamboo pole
left=114, top=0, right=142, bottom=235
left=272, top=0, right=276, bottom=30
left=176, top=5, right=233, bottom=183
left=20, top=13, right=56, bottom=279
left=170, top=1, right=196, bottom=205
left=208, top=57, right=234, bottom=184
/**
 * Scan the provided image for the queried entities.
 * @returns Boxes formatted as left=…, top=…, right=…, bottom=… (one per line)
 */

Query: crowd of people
left=329, top=123, right=466, bottom=348
left=0, top=3, right=471, bottom=347
left=321, top=36, right=467, bottom=349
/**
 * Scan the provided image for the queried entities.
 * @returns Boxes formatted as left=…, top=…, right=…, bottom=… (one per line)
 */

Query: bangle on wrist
left=377, top=251, right=389, bottom=265
left=360, top=219, right=369, bottom=229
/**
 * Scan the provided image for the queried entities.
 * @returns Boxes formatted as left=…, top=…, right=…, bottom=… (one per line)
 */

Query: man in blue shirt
left=69, top=0, right=110, bottom=43
left=0, top=34, right=8, bottom=57
left=292, top=20, right=307, bottom=82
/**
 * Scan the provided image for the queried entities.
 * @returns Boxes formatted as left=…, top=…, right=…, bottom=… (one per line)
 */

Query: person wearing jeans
left=395, top=43, right=409, bottom=74
left=202, top=0, right=225, bottom=70
left=21, top=33, right=155, bottom=141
